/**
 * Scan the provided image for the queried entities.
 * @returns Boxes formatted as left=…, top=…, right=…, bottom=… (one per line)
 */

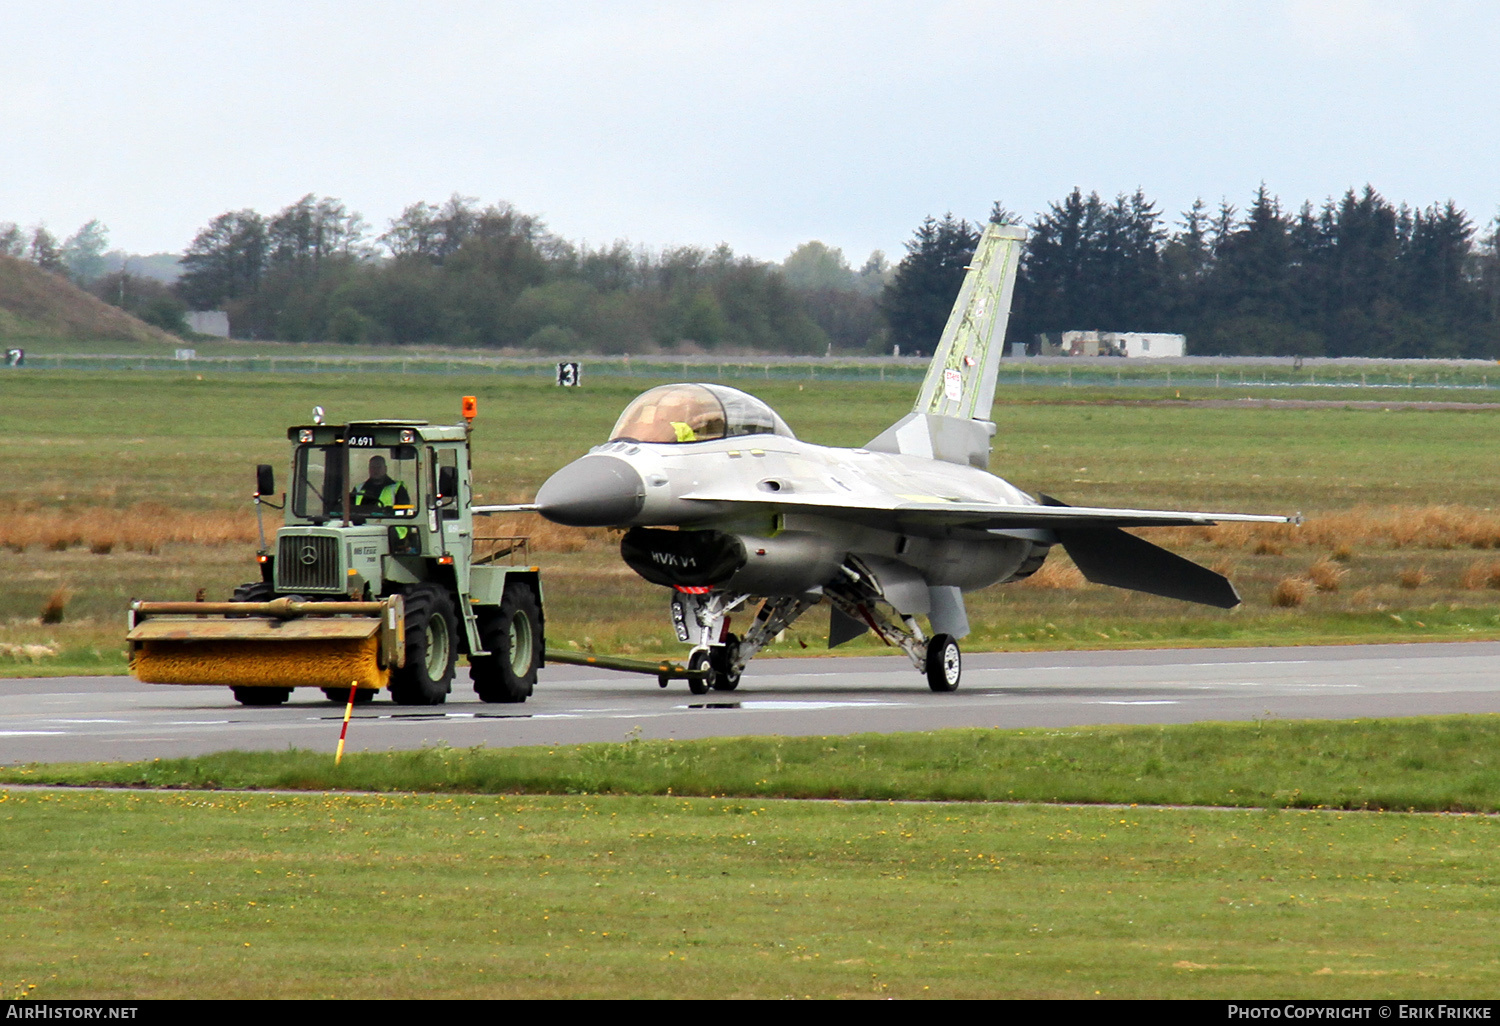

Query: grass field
left=7, top=717, right=1500, bottom=998
left=4, top=369, right=1500, bottom=673
left=8, top=362, right=1500, bottom=1003
left=7, top=717, right=1500, bottom=813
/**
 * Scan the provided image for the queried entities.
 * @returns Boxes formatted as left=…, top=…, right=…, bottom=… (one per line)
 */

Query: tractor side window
left=293, top=446, right=344, bottom=520
left=432, top=447, right=461, bottom=520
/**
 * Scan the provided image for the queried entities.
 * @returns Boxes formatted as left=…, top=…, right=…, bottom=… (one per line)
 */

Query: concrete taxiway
left=3, top=641, right=1499, bottom=764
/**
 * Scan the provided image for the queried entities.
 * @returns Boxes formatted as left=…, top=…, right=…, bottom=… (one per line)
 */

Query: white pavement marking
left=1088, top=700, right=1181, bottom=706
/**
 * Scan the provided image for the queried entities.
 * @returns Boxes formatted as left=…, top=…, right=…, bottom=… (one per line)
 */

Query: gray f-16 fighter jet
left=527, top=224, right=1293, bottom=693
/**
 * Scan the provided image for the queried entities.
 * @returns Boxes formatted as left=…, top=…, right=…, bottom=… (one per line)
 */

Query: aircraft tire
left=232, top=686, right=292, bottom=706
left=389, top=584, right=455, bottom=705
left=687, top=650, right=711, bottom=695
left=709, top=634, right=741, bottom=691
left=925, top=634, right=961, bottom=692
left=472, top=584, right=540, bottom=703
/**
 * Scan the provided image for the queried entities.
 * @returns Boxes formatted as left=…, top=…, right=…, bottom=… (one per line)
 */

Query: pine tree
left=881, top=214, right=980, bottom=354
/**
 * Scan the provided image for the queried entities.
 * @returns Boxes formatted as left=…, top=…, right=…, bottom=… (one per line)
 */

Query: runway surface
left=3, top=641, right=1500, bottom=764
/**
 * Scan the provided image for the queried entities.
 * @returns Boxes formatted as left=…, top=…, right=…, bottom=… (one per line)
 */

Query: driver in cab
left=353, top=455, right=410, bottom=513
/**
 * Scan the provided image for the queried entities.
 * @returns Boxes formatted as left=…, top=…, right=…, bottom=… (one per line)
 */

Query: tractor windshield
left=608, top=384, right=794, bottom=444
left=293, top=445, right=420, bottom=521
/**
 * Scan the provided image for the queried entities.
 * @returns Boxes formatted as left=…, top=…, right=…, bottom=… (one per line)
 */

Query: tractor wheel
left=321, top=687, right=376, bottom=704
left=925, top=634, right=961, bottom=693
left=232, top=686, right=292, bottom=706
left=708, top=634, right=741, bottom=691
left=227, top=581, right=273, bottom=615
left=388, top=584, right=456, bottom=705
left=472, top=583, right=540, bottom=704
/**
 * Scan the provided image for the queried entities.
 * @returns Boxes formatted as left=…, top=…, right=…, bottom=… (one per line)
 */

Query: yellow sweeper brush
left=128, top=596, right=405, bottom=694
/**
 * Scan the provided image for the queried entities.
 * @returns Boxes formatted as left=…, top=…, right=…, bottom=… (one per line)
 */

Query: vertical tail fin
left=867, top=223, right=1025, bottom=469
left=912, top=223, right=1025, bottom=424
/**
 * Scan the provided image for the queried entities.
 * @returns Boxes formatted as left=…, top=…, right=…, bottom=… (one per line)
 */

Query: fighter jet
left=526, top=223, right=1294, bottom=693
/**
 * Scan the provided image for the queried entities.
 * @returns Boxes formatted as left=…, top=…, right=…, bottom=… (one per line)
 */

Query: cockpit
left=608, top=383, right=795, bottom=444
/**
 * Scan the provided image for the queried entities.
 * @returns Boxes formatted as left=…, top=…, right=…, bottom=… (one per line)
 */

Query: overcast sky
left=3, top=1, right=1498, bottom=263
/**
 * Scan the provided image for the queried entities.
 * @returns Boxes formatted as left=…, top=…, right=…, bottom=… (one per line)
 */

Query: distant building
left=1025, top=331, right=1186, bottom=358
left=186, top=310, right=230, bottom=337
left=1104, top=332, right=1185, bottom=358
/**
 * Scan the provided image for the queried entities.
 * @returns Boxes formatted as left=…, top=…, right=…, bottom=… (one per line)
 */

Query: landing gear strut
left=666, top=578, right=963, bottom=694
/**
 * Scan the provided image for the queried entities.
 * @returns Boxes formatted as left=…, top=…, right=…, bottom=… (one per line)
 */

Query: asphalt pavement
left=3, top=640, right=1499, bottom=764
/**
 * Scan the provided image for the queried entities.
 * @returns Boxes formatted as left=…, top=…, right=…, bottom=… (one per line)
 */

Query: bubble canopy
left=608, top=383, right=795, bottom=444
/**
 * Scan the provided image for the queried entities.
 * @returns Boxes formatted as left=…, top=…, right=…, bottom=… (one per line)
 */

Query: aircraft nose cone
left=536, top=455, right=646, bottom=527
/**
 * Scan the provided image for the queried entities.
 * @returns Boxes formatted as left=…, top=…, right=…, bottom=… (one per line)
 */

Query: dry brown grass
left=1399, top=566, right=1429, bottom=590
left=39, top=587, right=70, bottom=624
left=0, top=507, right=610, bottom=557
left=1460, top=560, right=1500, bottom=591
left=1019, top=556, right=1086, bottom=590
left=1270, top=576, right=1312, bottom=608
left=1161, top=506, right=1500, bottom=555
left=0, top=642, right=59, bottom=663
left=0, top=504, right=257, bottom=554
left=476, top=516, right=608, bottom=554
left=1307, top=557, right=1346, bottom=593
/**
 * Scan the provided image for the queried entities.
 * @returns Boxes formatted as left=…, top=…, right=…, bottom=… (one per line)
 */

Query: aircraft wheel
left=687, top=650, right=711, bottom=695
left=472, top=583, right=540, bottom=703
left=232, top=686, right=292, bottom=706
left=389, top=584, right=455, bottom=705
left=709, top=634, right=741, bottom=692
left=925, top=634, right=961, bottom=693
left=321, top=687, right=375, bottom=704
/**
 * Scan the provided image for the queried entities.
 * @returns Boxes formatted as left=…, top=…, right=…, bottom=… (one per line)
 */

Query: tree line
left=9, top=185, right=1499, bottom=357
left=885, top=187, right=1500, bottom=359
left=169, top=194, right=885, bottom=354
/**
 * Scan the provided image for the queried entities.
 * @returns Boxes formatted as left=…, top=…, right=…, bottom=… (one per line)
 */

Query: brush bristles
left=131, top=635, right=388, bottom=690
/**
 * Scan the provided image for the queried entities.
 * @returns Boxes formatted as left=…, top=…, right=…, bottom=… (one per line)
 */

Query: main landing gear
left=667, top=580, right=963, bottom=695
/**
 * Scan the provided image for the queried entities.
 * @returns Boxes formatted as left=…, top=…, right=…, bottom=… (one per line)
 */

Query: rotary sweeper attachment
left=127, top=596, right=406, bottom=699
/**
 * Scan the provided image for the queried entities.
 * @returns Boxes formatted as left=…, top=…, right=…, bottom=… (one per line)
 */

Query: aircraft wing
left=676, top=488, right=1295, bottom=532
left=675, top=490, right=1292, bottom=609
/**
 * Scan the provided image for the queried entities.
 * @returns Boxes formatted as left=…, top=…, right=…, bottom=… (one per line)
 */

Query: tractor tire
left=388, top=584, right=456, bottom=705
left=227, top=581, right=273, bottom=615
left=472, top=583, right=540, bottom=704
left=232, top=686, right=292, bottom=706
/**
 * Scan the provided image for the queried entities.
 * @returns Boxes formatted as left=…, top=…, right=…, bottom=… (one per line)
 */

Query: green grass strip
left=7, top=716, right=1500, bottom=812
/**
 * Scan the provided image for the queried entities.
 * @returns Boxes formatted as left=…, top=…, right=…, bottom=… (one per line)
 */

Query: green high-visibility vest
left=358, top=479, right=410, bottom=539
left=357, top=479, right=407, bottom=507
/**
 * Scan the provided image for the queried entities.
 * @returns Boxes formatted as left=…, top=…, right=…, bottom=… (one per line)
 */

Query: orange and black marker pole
left=335, top=682, right=357, bottom=765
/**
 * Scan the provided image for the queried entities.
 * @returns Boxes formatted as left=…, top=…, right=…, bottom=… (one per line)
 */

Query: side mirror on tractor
left=256, top=464, right=276, bottom=497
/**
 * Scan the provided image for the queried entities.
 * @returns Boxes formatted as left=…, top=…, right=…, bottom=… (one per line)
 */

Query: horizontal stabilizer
left=1042, top=496, right=1239, bottom=608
